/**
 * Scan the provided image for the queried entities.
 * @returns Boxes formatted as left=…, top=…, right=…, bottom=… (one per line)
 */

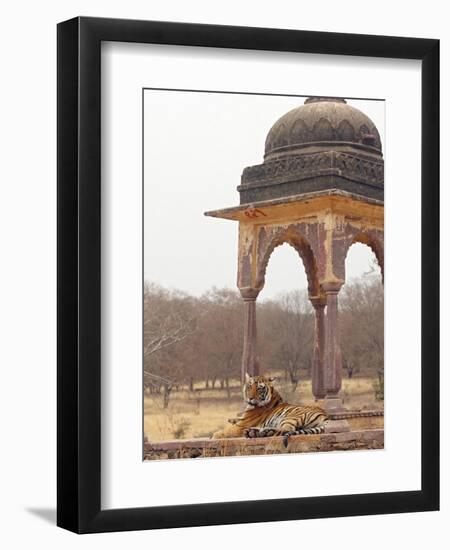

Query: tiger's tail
left=297, top=425, right=326, bottom=435
left=282, top=424, right=327, bottom=448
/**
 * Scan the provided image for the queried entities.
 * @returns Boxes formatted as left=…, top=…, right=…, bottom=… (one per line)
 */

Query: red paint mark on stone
left=244, top=207, right=267, bottom=219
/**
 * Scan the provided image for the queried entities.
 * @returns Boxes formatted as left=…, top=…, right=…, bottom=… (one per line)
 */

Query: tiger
left=212, top=373, right=328, bottom=447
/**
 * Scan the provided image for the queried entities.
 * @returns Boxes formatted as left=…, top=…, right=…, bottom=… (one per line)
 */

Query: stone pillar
left=310, top=296, right=326, bottom=400
left=240, top=288, right=260, bottom=383
left=322, top=281, right=349, bottom=431
left=323, top=282, right=343, bottom=408
left=323, top=282, right=345, bottom=411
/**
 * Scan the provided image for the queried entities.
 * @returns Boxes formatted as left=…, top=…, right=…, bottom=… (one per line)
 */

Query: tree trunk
left=289, top=369, right=299, bottom=392
left=189, top=377, right=194, bottom=392
left=225, top=377, right=231, bottom=399
left=162, top=383, right=172, bottom=409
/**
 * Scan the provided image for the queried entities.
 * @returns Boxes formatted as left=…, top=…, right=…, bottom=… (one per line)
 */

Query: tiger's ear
left=267, top=376, right=276, bottom=382
left=244, top=372, right=251, bottom=383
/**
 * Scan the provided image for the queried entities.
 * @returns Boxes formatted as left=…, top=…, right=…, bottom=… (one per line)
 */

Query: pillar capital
left=239, top=287, right=260, bottom=301
left=321, top=280, right=344, bottom=294
left=309, top=295, right=327, bottom=310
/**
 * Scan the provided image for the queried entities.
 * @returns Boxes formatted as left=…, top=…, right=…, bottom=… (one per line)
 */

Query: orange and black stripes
left=236, top=374, right=328, bottom=447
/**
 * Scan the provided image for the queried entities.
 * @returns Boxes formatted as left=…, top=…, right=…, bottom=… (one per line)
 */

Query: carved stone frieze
left=241, top=151, right=384, bottom=188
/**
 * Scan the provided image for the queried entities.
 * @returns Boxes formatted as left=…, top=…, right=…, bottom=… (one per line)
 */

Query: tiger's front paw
left=258, top=428, right=277, bottom=438
left=244, top=427, right=260, bottom=438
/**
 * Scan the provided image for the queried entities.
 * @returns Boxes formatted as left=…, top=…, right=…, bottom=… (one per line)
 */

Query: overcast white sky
left=143, top=91, right=384, bottom=300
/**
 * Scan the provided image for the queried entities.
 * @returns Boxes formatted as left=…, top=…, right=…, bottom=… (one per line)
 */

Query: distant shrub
left=172, top=418, right=191, bottom=439
left=373, top=371, right=384, bottom=401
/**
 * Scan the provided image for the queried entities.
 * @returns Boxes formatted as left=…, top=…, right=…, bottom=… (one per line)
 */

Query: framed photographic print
left=57, top=17, right=439, bottom=533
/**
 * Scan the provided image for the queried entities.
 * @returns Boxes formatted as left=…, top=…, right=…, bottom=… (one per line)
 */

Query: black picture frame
left=57, top=16, right=439, bottom=533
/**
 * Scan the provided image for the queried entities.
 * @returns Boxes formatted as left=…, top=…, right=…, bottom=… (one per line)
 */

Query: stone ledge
left=144, top=429, right=384, bottom=460
left=204, top=188, right=384, bottom=222
left=330, top=409, right=383, bottom=419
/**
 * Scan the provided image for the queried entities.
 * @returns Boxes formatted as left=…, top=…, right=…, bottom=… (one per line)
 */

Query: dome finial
left=304, top=97, right=347, bottom=104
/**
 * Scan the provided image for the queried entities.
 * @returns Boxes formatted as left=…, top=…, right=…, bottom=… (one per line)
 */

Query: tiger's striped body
left=212, top=374, right=328, bottom=447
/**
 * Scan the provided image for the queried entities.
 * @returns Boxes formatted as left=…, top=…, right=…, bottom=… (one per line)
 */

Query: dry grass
left=144, top=376, right=383, bottom=442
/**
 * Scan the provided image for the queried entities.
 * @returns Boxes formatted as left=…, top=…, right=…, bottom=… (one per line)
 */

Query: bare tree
left=200, top=288, right=243, bottom=396
left=143, top=283, right=198, bottom=407
left=144, top=283, right=197, bottom=358
left=261, top=290, right=314, bottom=391
left=339, top=275, right=384, bottom=377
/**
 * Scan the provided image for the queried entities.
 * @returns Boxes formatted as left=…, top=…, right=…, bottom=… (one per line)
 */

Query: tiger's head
left=243, top=373, right=276, bottom=407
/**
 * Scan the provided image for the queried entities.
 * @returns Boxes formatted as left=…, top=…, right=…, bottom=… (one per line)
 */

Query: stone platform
left=144, top=429, right=384, bottom=461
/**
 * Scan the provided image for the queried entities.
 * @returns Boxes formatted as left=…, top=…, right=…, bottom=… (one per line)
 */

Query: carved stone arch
left=273, top=122, right=289, bottom=149
left=255, top=226, right=320, bottom=297
left=290, top=118, right=310, bottom=143
left=337, top=119, right=355, bottom=142
left=358, top=124, right=370, bottom=143
left=345, top=230, right=384, bottom=282
left=312, top=117, right=335, bottom=141
left=370, top=125, right=382, bottom=149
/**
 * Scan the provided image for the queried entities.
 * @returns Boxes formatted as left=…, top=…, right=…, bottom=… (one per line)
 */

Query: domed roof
left=238, top=96, right=384, bottom=205
left=264, top=97, right=382, bottom=160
